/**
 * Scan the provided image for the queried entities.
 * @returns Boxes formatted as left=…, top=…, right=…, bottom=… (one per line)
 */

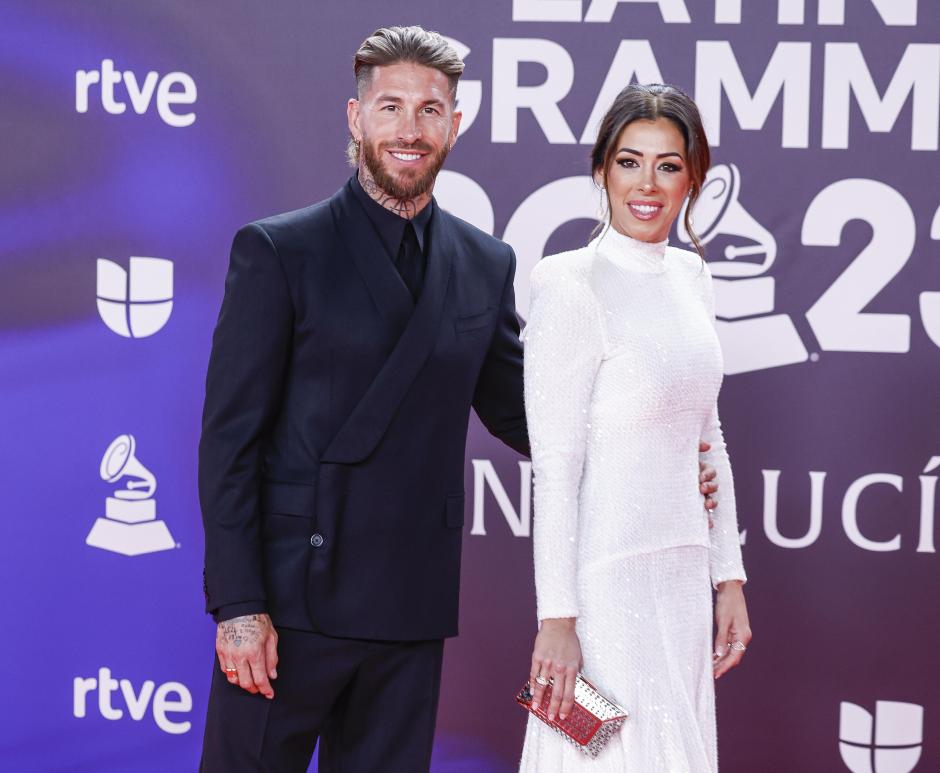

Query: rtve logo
left=75, top=59, right=197, bottom=127
left=73, top=667, right=192, bottom=735
left=840, top=701, right=924, bottom=773
left=97, top=257, right=173, bottom=338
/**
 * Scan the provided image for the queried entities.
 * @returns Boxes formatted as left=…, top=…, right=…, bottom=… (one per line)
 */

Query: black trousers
left=200, top=627, right=445, bottom=772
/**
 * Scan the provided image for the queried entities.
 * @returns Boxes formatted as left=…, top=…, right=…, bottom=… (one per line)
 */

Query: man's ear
left=449, top=110, right=462, bottom=149
left=347, top=98, right=361, bottom=139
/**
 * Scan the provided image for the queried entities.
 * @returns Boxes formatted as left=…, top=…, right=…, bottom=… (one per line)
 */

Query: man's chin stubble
left=363, top=144, right=449, bottom=203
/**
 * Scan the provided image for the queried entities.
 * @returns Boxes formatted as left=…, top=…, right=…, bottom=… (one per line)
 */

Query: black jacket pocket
left=455, top=309, right=494, bottom=333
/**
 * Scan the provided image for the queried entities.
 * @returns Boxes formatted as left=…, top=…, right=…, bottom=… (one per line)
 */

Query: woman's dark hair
left=590, top=83, right=710, bottom=259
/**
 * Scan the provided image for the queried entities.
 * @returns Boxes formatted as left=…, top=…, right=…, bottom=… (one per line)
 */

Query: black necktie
left=395, top=221, right=425, bottom=302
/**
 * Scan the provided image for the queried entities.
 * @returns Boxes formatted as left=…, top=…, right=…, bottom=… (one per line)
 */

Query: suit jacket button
left=310, top=533, right=324, bottom=548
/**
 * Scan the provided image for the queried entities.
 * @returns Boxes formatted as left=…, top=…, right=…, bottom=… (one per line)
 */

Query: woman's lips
left=627, top=201, right=663, bottom=221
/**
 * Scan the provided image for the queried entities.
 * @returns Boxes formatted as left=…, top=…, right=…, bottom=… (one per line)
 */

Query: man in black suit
left=199, top=25, right=719, bottom=772
left=198, top=26, right=529, bottom=772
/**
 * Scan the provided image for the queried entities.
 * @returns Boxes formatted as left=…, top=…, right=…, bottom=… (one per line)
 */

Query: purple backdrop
left=2, top=1, right=938, bottom=771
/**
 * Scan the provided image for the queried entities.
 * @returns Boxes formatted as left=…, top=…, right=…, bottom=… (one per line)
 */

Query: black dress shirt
left=350, top=174, right=433, bottom=260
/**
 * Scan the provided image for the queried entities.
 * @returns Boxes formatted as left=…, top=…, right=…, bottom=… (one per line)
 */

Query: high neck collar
left=593, top=225, right=668, bottom=274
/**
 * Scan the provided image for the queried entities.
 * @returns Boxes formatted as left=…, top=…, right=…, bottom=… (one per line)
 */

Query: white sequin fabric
left=519, top=227, right=746, bottom=772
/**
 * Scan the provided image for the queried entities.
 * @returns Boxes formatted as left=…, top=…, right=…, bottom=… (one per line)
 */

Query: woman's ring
left=534, top=675, right=550, bottom=686
left=729, top=641, right=747, bottom=652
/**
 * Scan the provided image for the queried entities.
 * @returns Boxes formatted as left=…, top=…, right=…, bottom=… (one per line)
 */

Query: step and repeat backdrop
left=2, top=1, right=938, bottom=771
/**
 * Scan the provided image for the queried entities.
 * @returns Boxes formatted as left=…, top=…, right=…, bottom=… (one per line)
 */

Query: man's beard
left=361, top=137, right=451, bottom=201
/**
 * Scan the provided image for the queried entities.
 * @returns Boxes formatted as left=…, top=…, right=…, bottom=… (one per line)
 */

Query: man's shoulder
left=249, top=195, right=337, bottom=246
left=437, top=208, right=513, bottom=266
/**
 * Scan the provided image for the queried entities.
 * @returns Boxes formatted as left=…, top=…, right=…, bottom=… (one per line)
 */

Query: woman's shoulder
left=666, top=244, right=707, bottom=268
left=666, top=245, right=713, bottom=283
left=529, top=246, right=596, bottom=290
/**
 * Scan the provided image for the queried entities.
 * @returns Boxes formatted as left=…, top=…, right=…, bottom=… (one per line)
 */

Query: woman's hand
left=698, top=440, right=718, bottom=523
left=713, top=581, right=751, bottom=680
left=530, top=618, right=583, bottom=721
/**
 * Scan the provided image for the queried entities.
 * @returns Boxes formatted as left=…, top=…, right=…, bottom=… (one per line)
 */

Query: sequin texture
left=519, top=228, right=746, bottom=772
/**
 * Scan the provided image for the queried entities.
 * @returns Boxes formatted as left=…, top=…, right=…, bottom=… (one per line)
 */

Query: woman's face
left=600, top=117, right=691, bottom=244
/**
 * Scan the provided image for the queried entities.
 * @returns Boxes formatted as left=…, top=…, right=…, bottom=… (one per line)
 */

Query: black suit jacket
left=199, top=179, right=529, bottom=641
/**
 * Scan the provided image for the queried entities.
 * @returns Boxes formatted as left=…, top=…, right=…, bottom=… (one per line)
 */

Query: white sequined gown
left=518, top=228, right=746, bottom=772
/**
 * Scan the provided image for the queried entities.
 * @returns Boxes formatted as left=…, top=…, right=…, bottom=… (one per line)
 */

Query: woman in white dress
left=519, top=84, right=752, bottom=772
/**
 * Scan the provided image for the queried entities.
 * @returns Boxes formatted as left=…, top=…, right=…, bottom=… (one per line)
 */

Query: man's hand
left=216, top=613, right=278, bottom=699
left=698, top=440, right=718, bottom=526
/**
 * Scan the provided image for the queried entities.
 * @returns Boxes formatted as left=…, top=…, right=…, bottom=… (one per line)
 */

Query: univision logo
left=97, top=257, right=173, bottom=338
left=840, top=701, right=924, bottom=773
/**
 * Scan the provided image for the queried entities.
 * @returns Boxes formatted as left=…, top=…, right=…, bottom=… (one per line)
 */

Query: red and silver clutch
left=515, top=674, right=629, bottom=759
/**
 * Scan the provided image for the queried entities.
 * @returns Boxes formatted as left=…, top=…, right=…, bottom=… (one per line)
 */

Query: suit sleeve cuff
left=212, top=601, right=267, bottom=624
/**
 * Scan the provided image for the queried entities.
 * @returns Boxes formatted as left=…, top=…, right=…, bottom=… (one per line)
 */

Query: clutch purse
left=515, top=673, right=629, bottom=759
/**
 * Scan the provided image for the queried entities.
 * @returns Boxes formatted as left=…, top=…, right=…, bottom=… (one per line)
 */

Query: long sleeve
left=523, top=258, right=604, bottom=621
left=701, top=405, right=747, bottom=587
left=700, top=265, right=747, bottom=587
left=472, top=247, right=530, bottom=457
left=199, top=223, right=294, bottom=617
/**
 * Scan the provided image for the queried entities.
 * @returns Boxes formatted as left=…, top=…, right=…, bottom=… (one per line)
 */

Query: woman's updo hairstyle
left=591, top=83, right=711, bottom=259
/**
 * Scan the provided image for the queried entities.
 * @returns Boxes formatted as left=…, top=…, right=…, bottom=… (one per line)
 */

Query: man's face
left=347, top=62, right=462, bottom=200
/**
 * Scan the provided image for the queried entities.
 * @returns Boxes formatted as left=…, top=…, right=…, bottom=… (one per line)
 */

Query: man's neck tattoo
left=358, top=167, right=430, bottom=220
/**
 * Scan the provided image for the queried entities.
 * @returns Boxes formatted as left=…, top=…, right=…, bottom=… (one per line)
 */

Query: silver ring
left=224, top=666, right=238, bottom=674
left=729, top=641, right=747, bottom=652
left=534, top=675, right=550, bottom=686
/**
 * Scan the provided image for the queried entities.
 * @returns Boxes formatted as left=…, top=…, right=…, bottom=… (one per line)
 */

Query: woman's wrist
left=540, top=617, right=577, bottom=630
left=716, top=579, right=745, bottom=593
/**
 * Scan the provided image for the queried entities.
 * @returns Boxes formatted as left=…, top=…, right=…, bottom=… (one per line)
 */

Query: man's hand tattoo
left=219, top=614, right=264, bottom=648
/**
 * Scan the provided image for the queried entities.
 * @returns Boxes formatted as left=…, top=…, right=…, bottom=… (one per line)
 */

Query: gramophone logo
left=85, top=434, right=176, bottom=556
left=839, top=701, right=924, bottom=773
left=96, top=257, right=173, bottom=338
left=679, top=163, right=809, bottom=374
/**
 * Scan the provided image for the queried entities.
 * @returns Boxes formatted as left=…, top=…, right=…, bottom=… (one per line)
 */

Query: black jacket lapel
left=331, top=181, right=413, bottom=337
left=322, top=206, right=456, bottom=464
